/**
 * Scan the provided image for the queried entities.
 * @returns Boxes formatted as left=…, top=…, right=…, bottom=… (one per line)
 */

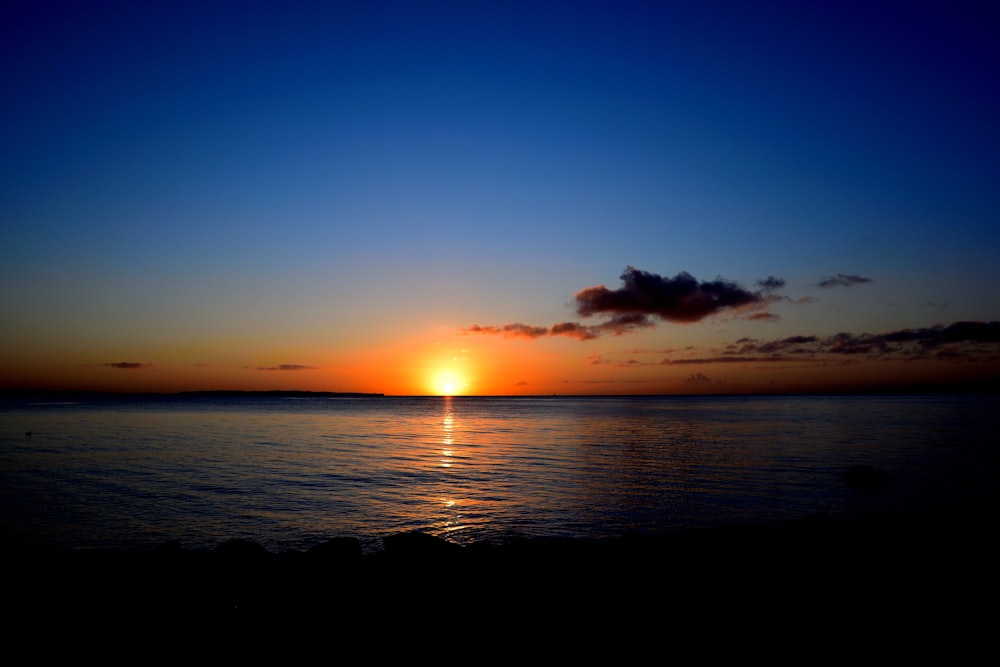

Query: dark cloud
left=840, top=321, right=1000, bottom=350
left=257, top=364, right=318, bottom=371
left=660, top=321, right=1000, bottom=365
left=104, top=362, right=152, bottom=369
left=757, top=276, right=786, bottom=291
left=626, top=347, right=679, bottom=355
left=548, top=322, right=599, bottom=340
left=574, top=266, right=766, bottom=323
left=594, top=313, right=657, bottom=335
left=667, top=356, right=768, bottom=365
left=588, top=353, right=652, bottom=368
left=464, top=267, right=777, bottom=341
left=755, top=335, right=819, bottom=354
left=817, top=273, right=873, bottom=288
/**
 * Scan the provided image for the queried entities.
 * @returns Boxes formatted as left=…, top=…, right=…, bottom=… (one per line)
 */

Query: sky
left=2, top=0, right=999, bottom=396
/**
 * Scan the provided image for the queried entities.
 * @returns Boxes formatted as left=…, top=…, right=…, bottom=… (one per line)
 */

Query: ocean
left=2, top=392, right=998, bottom=557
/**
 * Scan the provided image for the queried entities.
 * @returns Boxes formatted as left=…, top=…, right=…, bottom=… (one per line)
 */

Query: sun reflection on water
left=438, top=396, right=465, bottom=534
left=441, top=401, right=454, bottom=466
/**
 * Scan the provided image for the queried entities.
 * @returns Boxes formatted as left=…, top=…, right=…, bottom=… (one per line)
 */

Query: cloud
left=104, top=362, right=152, bottom=369
left=666, top=356, right=768, bottom=365
left=680, top=372, right=733, bottom=391
left=463, top=314, right=656, bottom=341
left=816, top=273, right=873, bottom=288
left=660, top=321, right=1000, bottom=365
left=594, top=313, right=658, bottom=335
left=548, top=322, right=600, bottom=340
left=463, top=323, right=565, bottom=339
left=588, top=353, right=653, bottom=368
left=256, top=364, right=319, bottom=371
left=756, top=276, right=786, bottom=291
left=574, top=266, right=768, bottom=323
left=463, top=266, right=778, bottom=341
left=563, top=379, right=650, bottom=385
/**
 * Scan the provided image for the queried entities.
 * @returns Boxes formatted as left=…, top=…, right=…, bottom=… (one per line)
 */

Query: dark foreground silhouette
left=4, top=502, right=997, bottom=664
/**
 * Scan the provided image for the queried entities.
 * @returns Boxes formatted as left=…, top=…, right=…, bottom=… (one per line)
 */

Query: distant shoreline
left=2, top=382, right=998, bottom=400
left=0, top=388, right=385, bottom=399
left=173, top=389, right=385, bottom=398
left=3, top=374, right=1000, bottom=401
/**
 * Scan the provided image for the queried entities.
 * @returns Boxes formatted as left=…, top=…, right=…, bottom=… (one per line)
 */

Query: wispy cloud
left=587, top=353, right=656, bottom=367
left=563, top=379, right=650, bottom=385
left=103, top=362, right=152, bottom=369
left=816, top=273, right=873, bottom=288
left=463, top=314, right=655, bottom=341
left=256, top=364, right=318, bottom=371
left=756, top=276, right=786, bottom=291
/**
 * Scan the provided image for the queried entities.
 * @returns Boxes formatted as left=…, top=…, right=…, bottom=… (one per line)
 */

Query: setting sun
left=433, top=371, right=464, bottom=396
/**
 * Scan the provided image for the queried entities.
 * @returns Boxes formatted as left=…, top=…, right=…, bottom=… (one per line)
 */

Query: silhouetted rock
left=306, top=536, right=363, bottom=562
left=381, top=530, right=463, bottom=559
left=5, top=500, right=1000, bottom=664
left=215, top=537, right=273, bottom=563
left=842, top=464, right=894, bottom=489
left=151, top=538, right=184, bottom=557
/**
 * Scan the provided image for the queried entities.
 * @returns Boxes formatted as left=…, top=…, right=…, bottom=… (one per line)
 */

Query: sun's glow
left=433, top=371, right=464, bottom=396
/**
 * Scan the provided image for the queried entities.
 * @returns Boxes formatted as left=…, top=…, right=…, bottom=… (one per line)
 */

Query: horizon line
left=3, top=381, right=999, bottom=399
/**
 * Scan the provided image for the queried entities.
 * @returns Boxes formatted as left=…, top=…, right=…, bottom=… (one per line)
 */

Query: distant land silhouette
left=174, top=389, right=384, bottom=398
left=2, top=379, right=998, bottom=399
left=0, top=389, right=384, bottom=399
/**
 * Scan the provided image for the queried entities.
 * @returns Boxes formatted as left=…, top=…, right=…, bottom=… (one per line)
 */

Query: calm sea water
left=2, top=393, right=998, bottom=556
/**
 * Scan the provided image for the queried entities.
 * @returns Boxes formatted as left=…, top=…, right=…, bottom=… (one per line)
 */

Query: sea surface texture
left=2, top=393, right=997, bottom=556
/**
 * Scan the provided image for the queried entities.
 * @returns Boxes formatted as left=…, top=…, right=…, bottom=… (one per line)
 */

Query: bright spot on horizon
left=433, top=371, right=465, bottom=396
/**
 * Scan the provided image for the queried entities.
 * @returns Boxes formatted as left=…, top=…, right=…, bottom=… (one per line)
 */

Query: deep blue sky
left=2, top=0, right=999, bottom=394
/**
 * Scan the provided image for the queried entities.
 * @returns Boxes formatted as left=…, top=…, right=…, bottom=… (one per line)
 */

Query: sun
left=433, top=371, right=464, bottom=396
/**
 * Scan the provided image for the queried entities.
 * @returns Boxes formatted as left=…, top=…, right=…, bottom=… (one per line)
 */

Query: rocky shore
left=5, top=501, right=996, bottom=664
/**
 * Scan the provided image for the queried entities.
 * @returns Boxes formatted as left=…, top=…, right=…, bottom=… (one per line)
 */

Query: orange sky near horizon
left=5, top=321, right=998, bottom=396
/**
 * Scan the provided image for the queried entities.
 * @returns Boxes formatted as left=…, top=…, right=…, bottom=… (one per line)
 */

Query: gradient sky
left=3, top=0, right=999, bottom=395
